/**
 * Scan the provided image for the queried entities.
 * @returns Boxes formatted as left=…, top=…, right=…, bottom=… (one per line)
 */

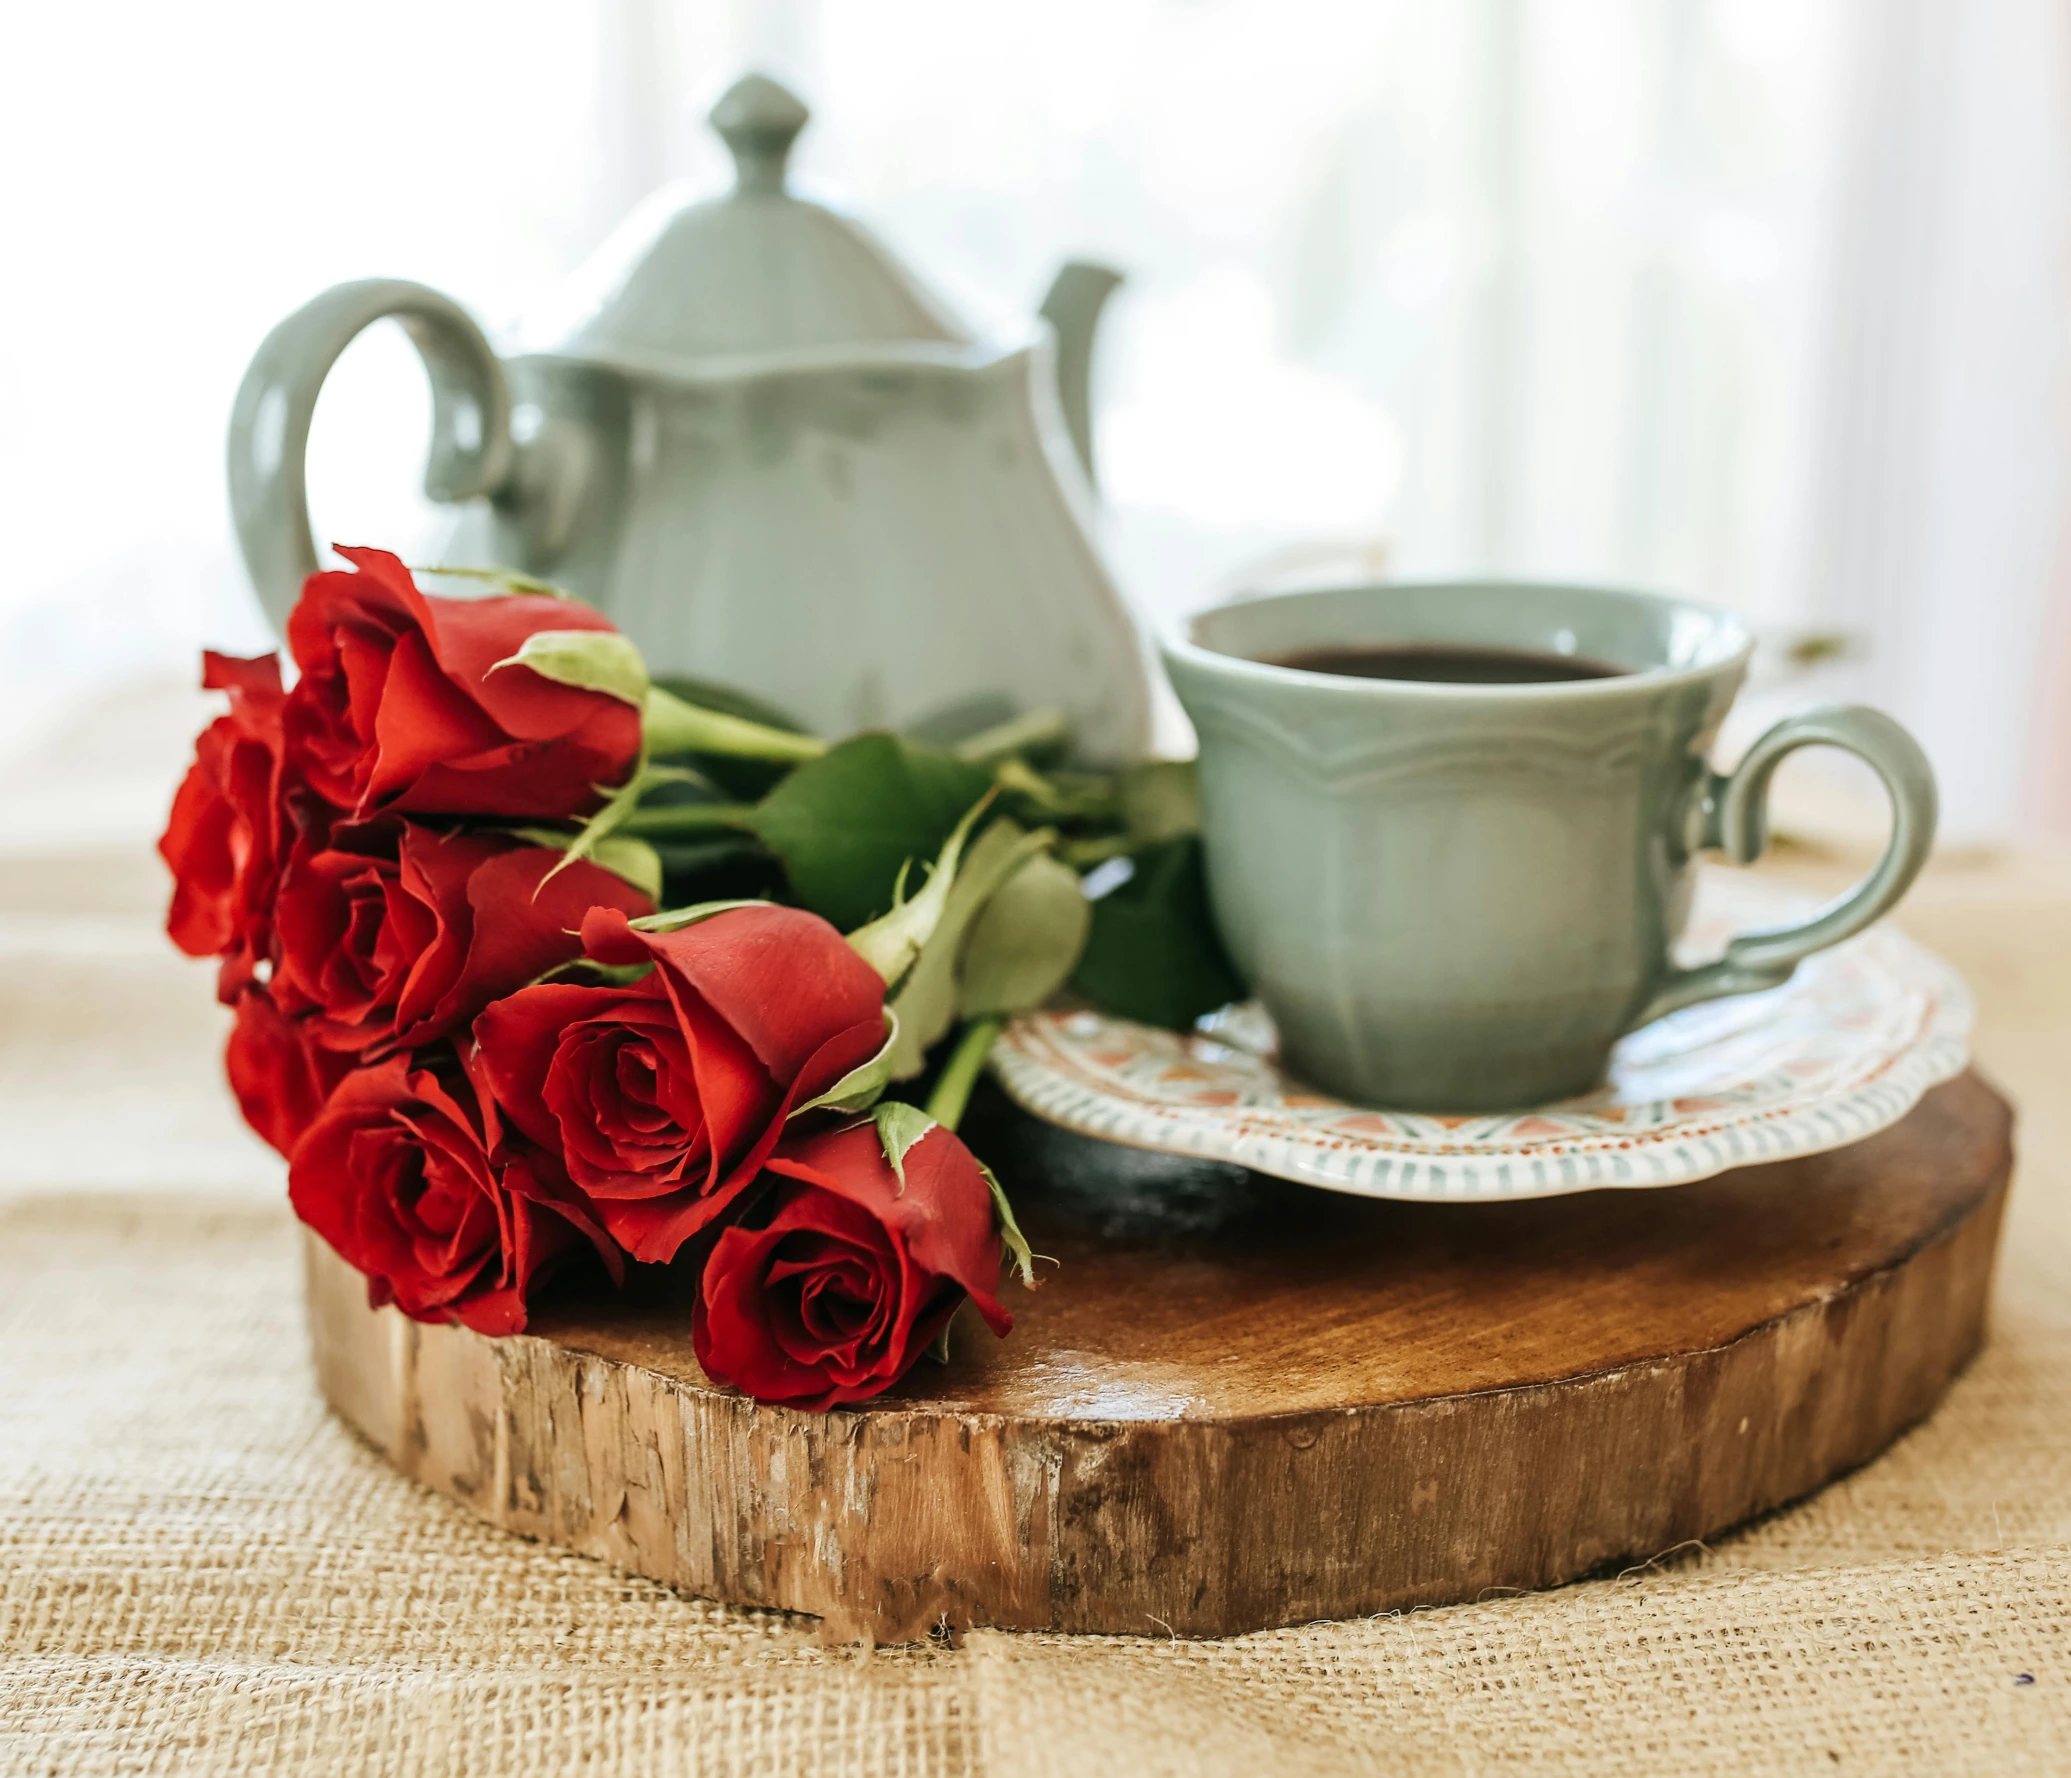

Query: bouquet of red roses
left=160, top=549, right=1240, bottom=1409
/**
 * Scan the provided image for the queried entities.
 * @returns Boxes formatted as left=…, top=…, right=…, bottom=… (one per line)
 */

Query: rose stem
left=924, top=1016, right=1003, bottom=1133
left=619, top=803, right=759, bottom=836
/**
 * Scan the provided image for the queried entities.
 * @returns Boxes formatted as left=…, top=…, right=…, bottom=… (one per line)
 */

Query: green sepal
left=844, top=790, right=996, bottom=990
left=591, top=836, right=663, bottom=903
left=531, top=956, right=654, bottom=990
left=978, top=1160, right=1039, bottom=1290
left=887, top=1022, right=1042, bottom=1288
left=544, top=756, right=706, bottom=885
left=575, top=959, right=654, bottom=987
left=505, top=825, right=662, bottom=904
left=881, top=819, right=1052, bottom=1076
left=489, top=629, right=649, bottom=708
left=627, top=898, right=771, bottom=935
left=871, top=1100, right=938, bottom=1195
left=789, top=1012, right=900, bottom=1120
left=645, top=685, right=827, bottom=764
left=409, top=564, right=574, bottom=598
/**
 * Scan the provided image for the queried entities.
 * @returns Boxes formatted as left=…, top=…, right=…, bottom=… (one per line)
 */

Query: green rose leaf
left=491, top=629, right=650, bottom=708
left=753, top=734, right=994, bottom=932
left=1070, top=834, right=1245, bottom=1029
left=957, top=849, right=1092, bottom=1019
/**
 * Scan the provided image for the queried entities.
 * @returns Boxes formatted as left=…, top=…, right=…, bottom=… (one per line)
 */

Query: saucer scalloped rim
left=992, top=870, right=1974, bottom=1200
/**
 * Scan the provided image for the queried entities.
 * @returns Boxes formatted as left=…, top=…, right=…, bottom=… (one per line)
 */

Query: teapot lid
left=537, top=74, right=973, bottom=366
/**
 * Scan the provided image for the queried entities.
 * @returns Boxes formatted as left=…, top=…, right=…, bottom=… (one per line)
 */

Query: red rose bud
left=223, top=984, right=353, bottom=1158
left=282, top=547, right=640, bottom=821
left=693, top=1120, right=1012, bottom=1412
left=160, top=651, right=290, bottom=999
left=470, top=905, right=888, bottom=1265
left=272, top=821, right=652, bottom=1057
left=289, top=1055, right=619, bottom=1335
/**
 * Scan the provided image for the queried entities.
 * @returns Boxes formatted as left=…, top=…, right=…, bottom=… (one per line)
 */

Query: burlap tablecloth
left=4, top=807, right=2068, bottom=1772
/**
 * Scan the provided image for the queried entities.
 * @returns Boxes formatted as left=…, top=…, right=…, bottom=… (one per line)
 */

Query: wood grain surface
left=307, top=1072, right=2012, bottom=1642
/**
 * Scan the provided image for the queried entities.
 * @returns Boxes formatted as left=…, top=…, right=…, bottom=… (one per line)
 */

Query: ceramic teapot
left=228, top=74, right=1151, bottom=760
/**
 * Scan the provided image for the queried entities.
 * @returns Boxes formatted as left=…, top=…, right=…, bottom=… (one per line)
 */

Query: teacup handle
left=1629, top=704, right=1938, bottom=1029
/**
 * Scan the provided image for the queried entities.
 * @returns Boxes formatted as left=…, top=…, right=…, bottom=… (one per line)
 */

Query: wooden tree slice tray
left=307, top=1071, right=2012, bottom=1643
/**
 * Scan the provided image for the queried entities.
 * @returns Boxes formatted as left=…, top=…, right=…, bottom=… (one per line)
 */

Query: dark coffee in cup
left=1271, top=645, right=1628, bottom=686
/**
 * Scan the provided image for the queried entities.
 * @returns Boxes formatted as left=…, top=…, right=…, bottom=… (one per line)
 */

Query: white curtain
left=5, top=0, right=2067, bottom=839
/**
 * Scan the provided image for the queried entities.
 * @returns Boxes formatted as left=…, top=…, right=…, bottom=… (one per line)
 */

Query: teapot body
left=438, top=340, right=1149, bottom=756
left=229, top=74, right=1152, bottom=759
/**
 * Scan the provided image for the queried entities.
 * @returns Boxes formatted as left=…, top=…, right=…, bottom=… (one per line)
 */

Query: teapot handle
left=1038, top=261, right=1123, bottom=490
left=226, top=279, right=513, bottom=636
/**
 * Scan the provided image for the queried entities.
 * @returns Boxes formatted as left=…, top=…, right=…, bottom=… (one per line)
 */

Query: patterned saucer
left=991, top=869, right=1973, bottom=1200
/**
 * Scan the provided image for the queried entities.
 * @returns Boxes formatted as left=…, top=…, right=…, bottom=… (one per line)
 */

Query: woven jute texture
left=3, top=819, right=2070, bottom=1774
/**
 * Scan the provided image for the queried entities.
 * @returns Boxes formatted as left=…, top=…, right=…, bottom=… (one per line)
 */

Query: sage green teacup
left=1161, top=582, right=1938, bottom=1112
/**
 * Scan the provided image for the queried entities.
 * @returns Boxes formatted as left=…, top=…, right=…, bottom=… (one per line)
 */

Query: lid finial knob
left=710, top=74, right=810, bottom=196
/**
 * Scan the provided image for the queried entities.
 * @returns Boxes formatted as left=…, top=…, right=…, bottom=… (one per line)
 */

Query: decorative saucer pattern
left=991, top=870, right=1974, bottom=1200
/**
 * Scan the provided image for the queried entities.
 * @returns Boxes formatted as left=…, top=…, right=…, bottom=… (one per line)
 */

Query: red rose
left=469, top=904, right=888, bottom=1264
left=694, top=1120, right=1011, bottom=1411
left=282, top=546, right=640, bottom=821
left=289, top=1055, right=619, bottom=1334
left=223, top=984, right=353, bottom=1157
left=272, top=820, right=652, bottom=1056
left=160, top=651, right=291, bottom=998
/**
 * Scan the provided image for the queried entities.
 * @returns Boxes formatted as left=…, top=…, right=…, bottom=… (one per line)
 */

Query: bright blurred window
left=3, top=0, right=2066, bottom=835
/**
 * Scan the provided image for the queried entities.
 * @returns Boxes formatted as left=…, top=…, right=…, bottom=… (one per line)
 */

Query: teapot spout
left=1039, top=260, right=1124, bottom=491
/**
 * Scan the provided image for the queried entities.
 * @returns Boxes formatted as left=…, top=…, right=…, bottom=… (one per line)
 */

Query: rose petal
left=284, top=549, right=640, bottom=822
left=764, top=1122, right=1010, bottom=1339
left=223, top=987, right=350, bottom=1157
left=417, top=588, right=631, bottom=740
left=288, top=1054, right=613, bottom=1333
left=393, top=835, right=650, bottom=1048
left=581, top=905, right=886, bottom=1084
left=364, top=629, right=511, bottom=810
left=691, top=1121, right=1010, bottom=1410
